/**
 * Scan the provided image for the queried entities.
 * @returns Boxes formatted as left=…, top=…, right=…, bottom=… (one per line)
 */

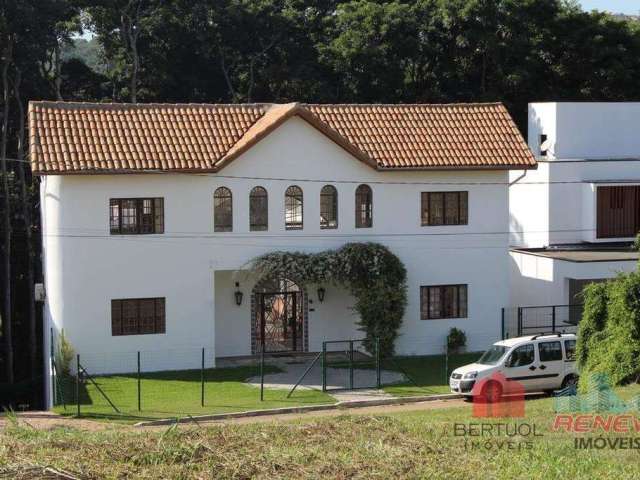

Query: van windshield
left=477, top=345, right=508, bottom=365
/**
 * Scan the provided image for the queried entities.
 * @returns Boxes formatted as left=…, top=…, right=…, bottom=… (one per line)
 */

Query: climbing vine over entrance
left=249, top=243, right=407, bottom=357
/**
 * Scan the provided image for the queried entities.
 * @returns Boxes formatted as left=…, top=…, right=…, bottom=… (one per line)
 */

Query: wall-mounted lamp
left=234, top=282, right=244, bottom=306
left=317, top=286, right=326, bottom=303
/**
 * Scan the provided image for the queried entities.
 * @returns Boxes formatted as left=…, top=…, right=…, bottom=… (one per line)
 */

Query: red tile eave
left=31, top=162, right=537, bottom=176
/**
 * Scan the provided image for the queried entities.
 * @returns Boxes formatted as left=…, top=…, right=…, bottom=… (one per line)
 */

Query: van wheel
left=482, top=381, right=502, bottom=403
left=561, top=374, right=578, bottom=390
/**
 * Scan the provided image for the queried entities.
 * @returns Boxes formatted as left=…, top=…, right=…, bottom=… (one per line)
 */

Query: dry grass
left=3, top=386, right=640, bottom=479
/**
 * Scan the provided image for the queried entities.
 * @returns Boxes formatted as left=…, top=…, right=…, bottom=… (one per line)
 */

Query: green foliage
left=446, top=328, right=467, bottom=353
left=578, top=271, right=640, bottom=388
left=576, top=281, right=609, bottom=367
left=249, top=243, right=407, bottom=357
left=55, top=329, right=74, bottom=377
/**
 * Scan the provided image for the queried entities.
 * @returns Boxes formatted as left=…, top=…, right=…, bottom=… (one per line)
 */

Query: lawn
left=4, top=384, right=640, bottom=478
left=52, top=352, right=480, bottom=422
left=53, top=365, right=335, bottom=422
left=381, top=351, right=482, bottom=395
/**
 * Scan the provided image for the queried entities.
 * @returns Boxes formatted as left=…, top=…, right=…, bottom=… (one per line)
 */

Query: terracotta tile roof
left=29, top=101, right=535, bottom=174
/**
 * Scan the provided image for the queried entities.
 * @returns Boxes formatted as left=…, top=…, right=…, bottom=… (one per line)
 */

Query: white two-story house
left=509, top=102, right=640, bottom=334
left=30, top=101, right=535, bottom=378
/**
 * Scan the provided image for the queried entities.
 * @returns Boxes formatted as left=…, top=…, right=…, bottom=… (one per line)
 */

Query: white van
left=449, top=333, right=578, bottom=399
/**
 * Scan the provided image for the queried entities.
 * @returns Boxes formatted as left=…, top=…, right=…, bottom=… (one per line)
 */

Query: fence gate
left=321, top=339, right=380, bottom=392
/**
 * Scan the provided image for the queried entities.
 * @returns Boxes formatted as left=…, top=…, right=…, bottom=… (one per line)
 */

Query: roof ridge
left=304, top=102, right=505, bottom=107
left=29, top=101, right=272, bottom=110
left=30, top=100, right=505, bottom=109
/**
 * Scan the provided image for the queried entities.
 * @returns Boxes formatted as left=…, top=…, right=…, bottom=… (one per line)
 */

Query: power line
left=87, top=170, right=632, bottom=187
left=37, top=226, right=596, bottom=239
left=0, top=157, right=30, bottom=164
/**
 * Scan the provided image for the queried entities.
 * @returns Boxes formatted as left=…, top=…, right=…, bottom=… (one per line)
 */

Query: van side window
left=564, top=340, right=576, bottom=361
left=507, top=344, right=534, bottom=367
left=538, top=341, right=562, bottom=362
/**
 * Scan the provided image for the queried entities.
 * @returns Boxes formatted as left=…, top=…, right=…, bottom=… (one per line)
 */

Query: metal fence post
left=76, top=354, right=80, bottom=417
left=501, top=308, right=505, bottom=339
left=322, top=342, right=327, bottom=392
left=137, top=351, right=141, bottom=412
left=51, top=328, right=56, bottom=406
left=444, top=349, right=449, bottom=385
left=552, top=306, right=556, bottom=332
left=517, top=307, right=523, bottom=336
left=260, top=349, right=265, bottom=402
left=201, top=347, right=205, bottom=407
left=349, top=340, right=354, bottom=390
left=375, top=337, right=381, bottom=389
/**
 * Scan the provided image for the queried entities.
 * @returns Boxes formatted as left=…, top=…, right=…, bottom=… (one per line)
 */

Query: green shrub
left=55, top=329, right=75, bottom=376
left=578, top=271, right=640, bottom=389
left=446, top=328, right=466, bottom=353
left=576, top=281, right=609, bottom=367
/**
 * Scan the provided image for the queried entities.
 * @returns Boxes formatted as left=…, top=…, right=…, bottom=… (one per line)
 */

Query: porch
left=214, top=270, right=361, bottom=358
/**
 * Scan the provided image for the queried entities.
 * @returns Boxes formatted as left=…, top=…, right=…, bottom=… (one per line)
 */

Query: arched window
left=250, top=186, right=268, bottom=231
left=285, top=185, right=303, bottom=230
left=355, top=184, right=373, bottom=228
left=320, top=185, right=338, bottom=229
left=214, top=187, right=233, bottom=232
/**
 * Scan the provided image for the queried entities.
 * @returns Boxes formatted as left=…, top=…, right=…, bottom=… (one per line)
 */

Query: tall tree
left=87, top=0, right=157, bottom=102
left=0, top=31, right=13, bottom=385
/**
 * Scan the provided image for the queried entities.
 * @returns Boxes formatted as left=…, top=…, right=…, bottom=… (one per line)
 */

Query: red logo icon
left=472, top=372, right=525, bottom=418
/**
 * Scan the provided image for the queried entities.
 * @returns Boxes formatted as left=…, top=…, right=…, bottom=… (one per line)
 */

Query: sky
left=578, top=0, right=640, bottom=14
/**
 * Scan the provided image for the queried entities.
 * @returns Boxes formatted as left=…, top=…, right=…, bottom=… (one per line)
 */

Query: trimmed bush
left=447, top=328, right=466, bottom=353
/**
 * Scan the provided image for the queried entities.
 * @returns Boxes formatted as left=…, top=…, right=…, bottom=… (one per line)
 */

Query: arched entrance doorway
left=252, top=278, right=308, bottom=354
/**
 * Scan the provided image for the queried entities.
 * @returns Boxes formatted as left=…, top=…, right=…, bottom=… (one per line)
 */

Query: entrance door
left=256, top=290, right=304, bottom=353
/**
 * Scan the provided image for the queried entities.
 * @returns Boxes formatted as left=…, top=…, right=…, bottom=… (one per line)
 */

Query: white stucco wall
left=529, top=102, right=640, bottom=161
left=42, top=116, right=511, bottom=374
left=510, top=103, right=640, bottom=248
left=509, top=251, right=636, bottom=307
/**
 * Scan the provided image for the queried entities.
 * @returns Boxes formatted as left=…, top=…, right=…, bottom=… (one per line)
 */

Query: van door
left=536, top=341, right=564, bottom=390
left=503, top=343, right=540, bottom=392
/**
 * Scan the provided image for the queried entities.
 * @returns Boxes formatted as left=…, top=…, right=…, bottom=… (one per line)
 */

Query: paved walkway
left=246, top=357, right=406, bottom=401
left=200, top=398, right=469, bottom=425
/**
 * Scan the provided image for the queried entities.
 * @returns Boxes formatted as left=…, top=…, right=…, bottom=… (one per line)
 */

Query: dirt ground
left=0, top=398, right=469, bottom=431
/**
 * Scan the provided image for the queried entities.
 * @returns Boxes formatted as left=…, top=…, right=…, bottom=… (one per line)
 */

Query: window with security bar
left=249, top=186, right=268, bottom=231
left=421, top=191, right=468, bottom=226
left=110, top=198, right=164, bottom=234
left=214, top=187, right=233, bottom=232
left=320, top=185, right=338, bottom=229
left=111, top=298, right=165, bottom=335
left=285, top=185, right=303, bottom=230
left=421, top=285, right=468, bottom=320
left=355, top=184, right=372, bottom=228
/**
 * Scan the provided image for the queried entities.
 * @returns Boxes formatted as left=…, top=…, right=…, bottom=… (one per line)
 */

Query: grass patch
left=382, top=351, right=482, bottom=395
left=4, top=385, right=640, bottom=478
left=53, top=365, right=334, bottom=422
left=322, top=351, right=481, bottom=394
